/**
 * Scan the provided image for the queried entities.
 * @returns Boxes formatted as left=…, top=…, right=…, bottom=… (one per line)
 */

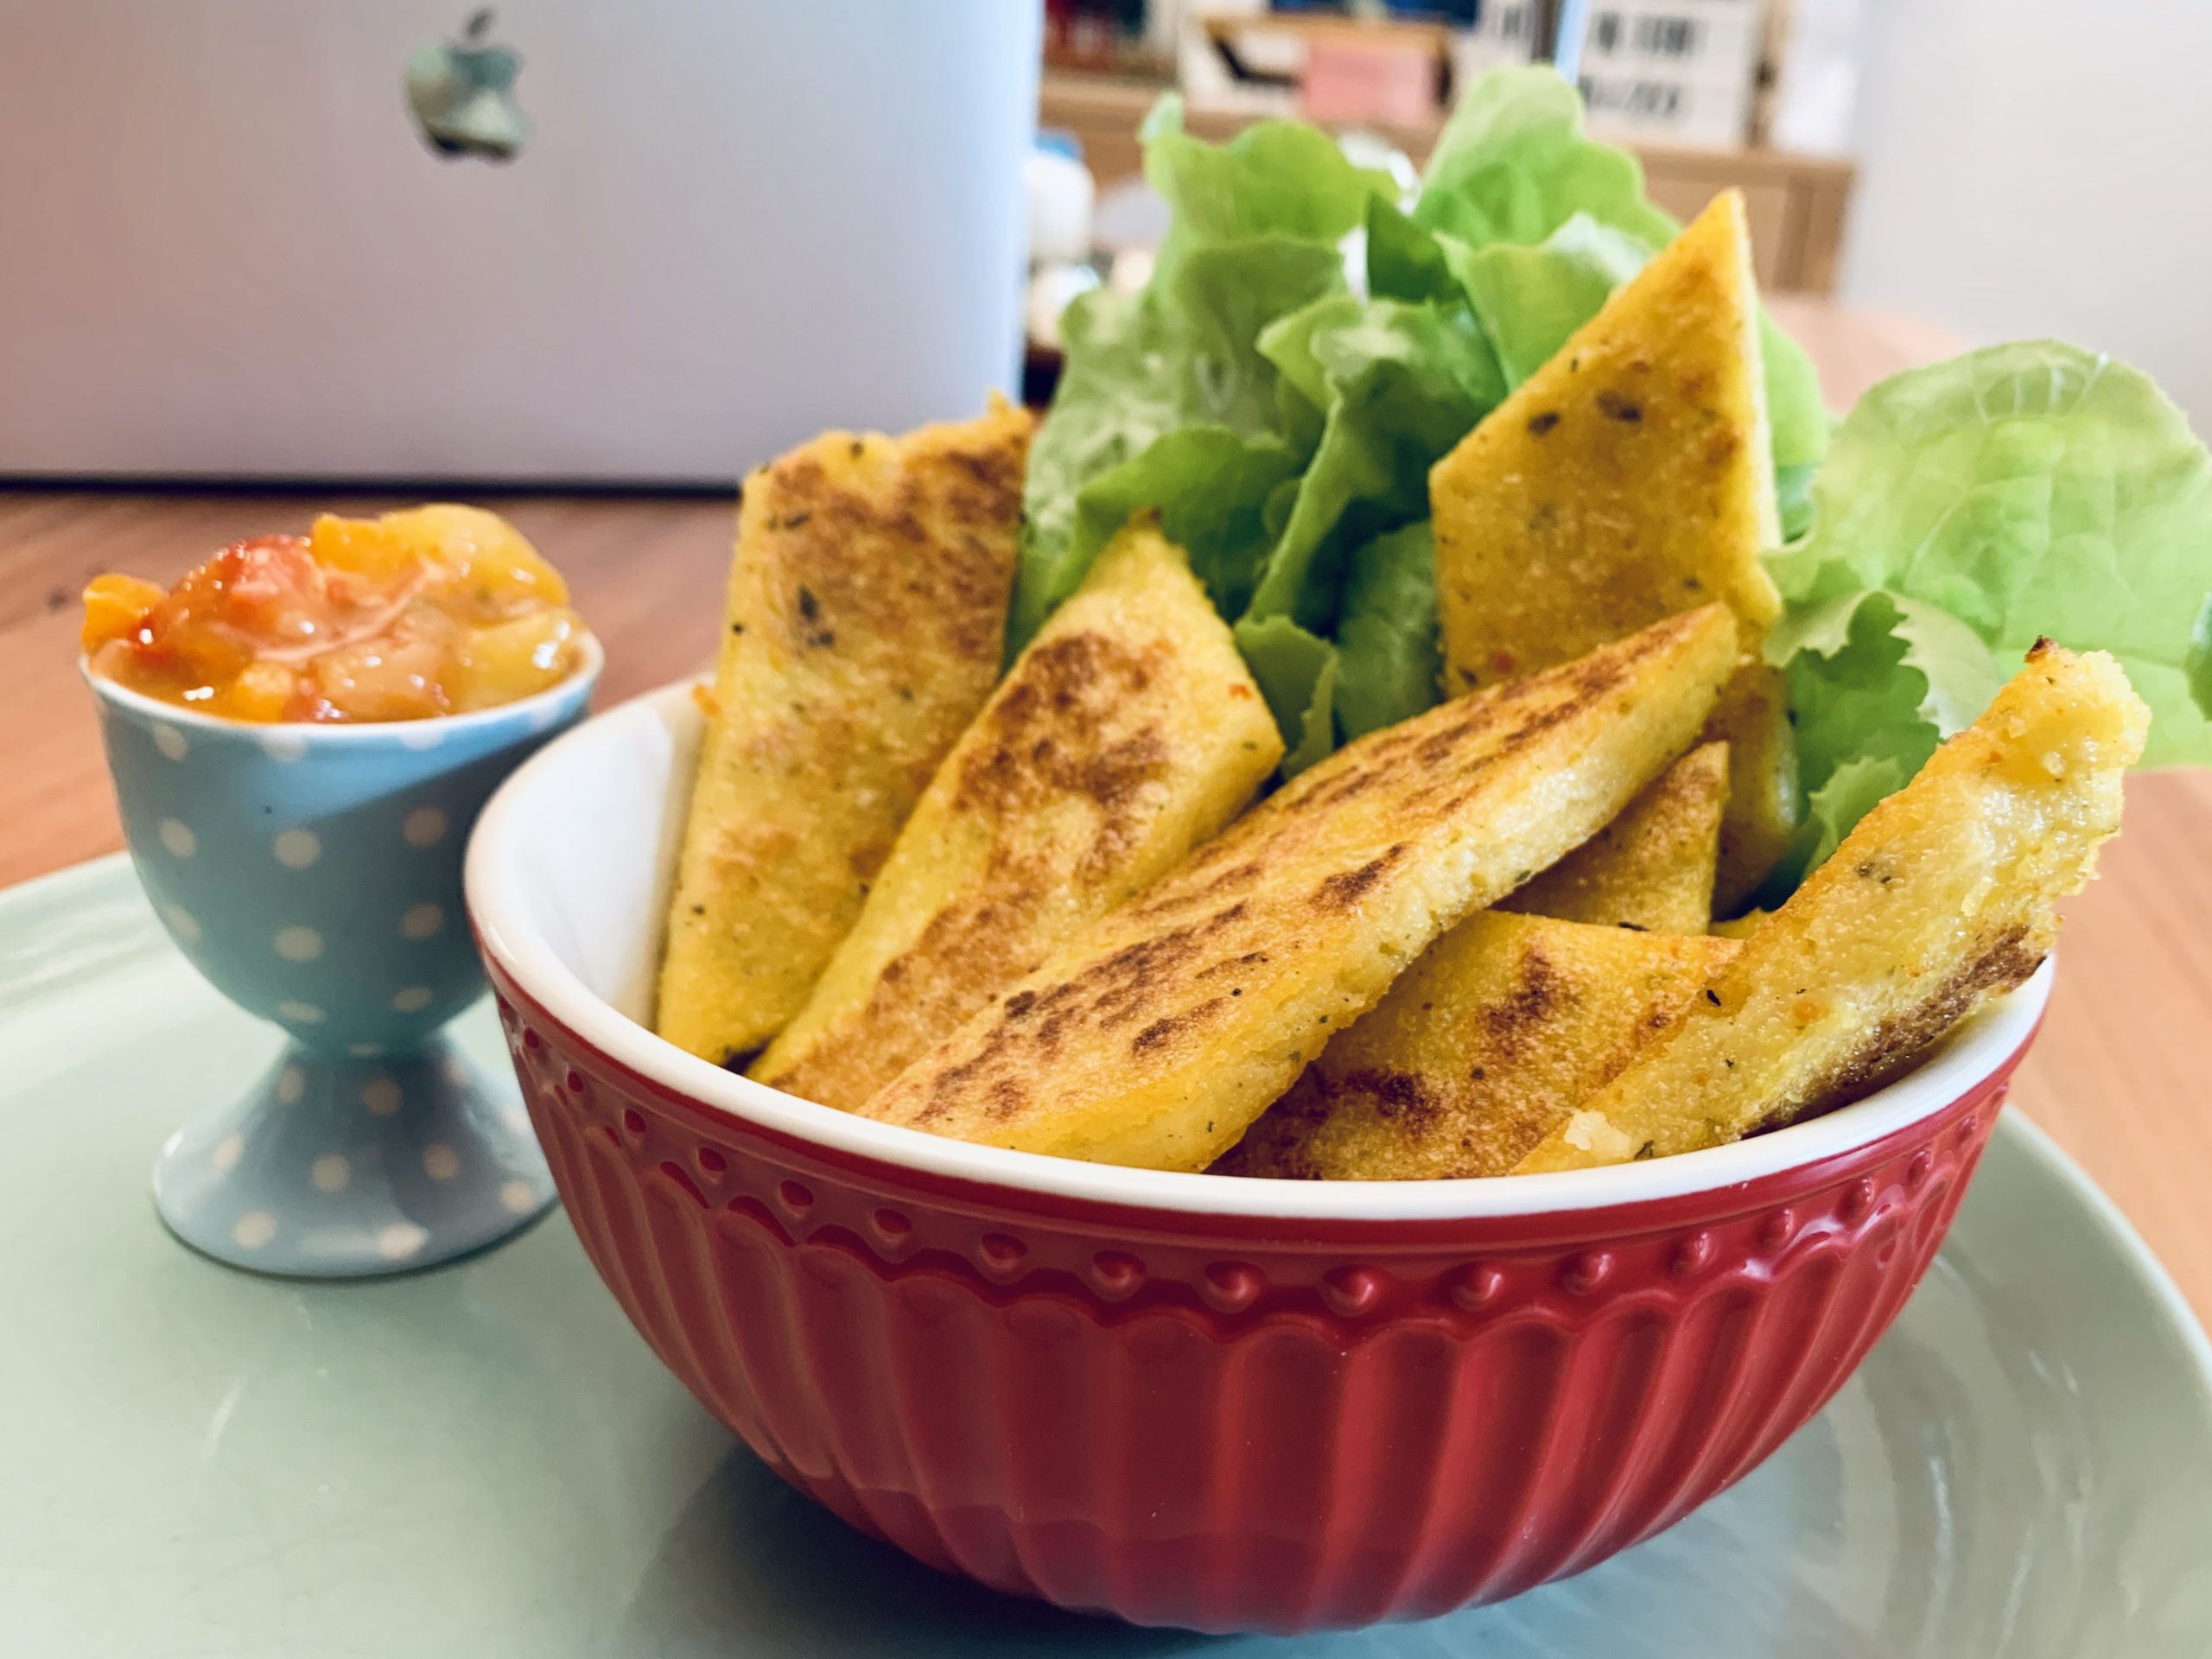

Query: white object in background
left=1336, top=130, right=1420, bottom=203
left=1108, top=246, right=1156, bottom=296
left=1769, top=0, right=1867, bottom=156
left=0, top=2, right=1038, bottom=483
left=1177, top=0, right=1299, bottom=118
left=1842, top=0, right=2212, bottom=435
left=1025, top=264, right=1101, bottom=355
left=1027, top=139, right=1097, bottom=270
left=1575, top=0, right=1769, bottom=149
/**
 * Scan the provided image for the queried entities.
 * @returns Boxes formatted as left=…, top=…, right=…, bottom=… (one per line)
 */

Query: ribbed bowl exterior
left=488, top=966, right=2017, bottom=1635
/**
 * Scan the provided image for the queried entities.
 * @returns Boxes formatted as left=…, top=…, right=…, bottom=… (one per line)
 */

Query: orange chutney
left=82, top=505, right=588, bottom=723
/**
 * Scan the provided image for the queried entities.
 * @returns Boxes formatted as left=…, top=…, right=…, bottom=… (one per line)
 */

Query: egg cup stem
left=149, top=1033, right=554, bottom=1278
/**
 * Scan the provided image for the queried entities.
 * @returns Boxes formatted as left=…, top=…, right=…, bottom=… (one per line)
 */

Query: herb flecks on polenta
left=1502, top=741, right=1728, bottom=934
left=752, top=521, right=1281, bottom=1110
left=1217, top=912, right=1738, bottom=1179
left=1431, top=191, right=1796, bottom=906
left=860, top=607, right=1736, bottom=1172
left=1521, top=642, right=2147, bottom=1173
left=656, top=400, right=1029, bottom=1067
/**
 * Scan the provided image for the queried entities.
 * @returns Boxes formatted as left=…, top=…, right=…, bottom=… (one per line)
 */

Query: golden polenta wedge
left=861, top=605, right=1738, bottom=1171
left=1705, top=664, right=1800, bottom=911
left=751, top=523, right=1282, bottom=1110
left=1429, top=191, right=1795, bottom=906
left=656, top=401, right=1029, bottom=1066
left=1708, top=908, right=1770, bottom=941
left=1520, top=643, right=2148, bottom=1173
left=1216, top=912, right=1739, bottom=1180
left=1502, top=741, right=1728, bottom=933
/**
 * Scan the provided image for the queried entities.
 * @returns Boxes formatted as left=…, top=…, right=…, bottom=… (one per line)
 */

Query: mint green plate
left=8, top=856, right=2212, bottom=1656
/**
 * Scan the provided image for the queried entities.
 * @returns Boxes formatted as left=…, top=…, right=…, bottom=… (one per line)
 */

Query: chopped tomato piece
left=82, top=506, right=588, bottom=724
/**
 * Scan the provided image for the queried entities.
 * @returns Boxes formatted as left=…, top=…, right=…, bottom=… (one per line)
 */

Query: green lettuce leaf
left=2189, top=593, right=2212, bottom=715
left=1335, top=521, right=1442, bottom=740
left=1011, top=237, right=1348, bottom=653
left=1437, top=213, right=1648, bottom=388
left=1766, top=340, right=2212, bottom=868
left=1758, top=590, right=1950, bottom=897
left=1010, top=99, right=1393, bottom=657
left=1365, top=196, right=1459, bottom=304
left=1236, top=613, right=1338, bottom=776
left=1143, top=95, right=1395, bottom=286
left=1763, top=313, right=1830, bottom=480
left=1247, top=296, right=1505, bottom=627
left=1414, top=67, right=1677, bottom=251
left=1065, top=428, right=1301, bottom=624
left=1775, top=460, right=1819, bottom=543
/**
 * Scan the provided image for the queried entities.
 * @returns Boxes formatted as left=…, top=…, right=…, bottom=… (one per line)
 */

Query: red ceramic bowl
left=465, top=680, right=2048, bottom=1635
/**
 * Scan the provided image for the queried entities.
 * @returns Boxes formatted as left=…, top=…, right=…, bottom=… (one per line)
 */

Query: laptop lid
left=0, top=2, right=1038, bottom=482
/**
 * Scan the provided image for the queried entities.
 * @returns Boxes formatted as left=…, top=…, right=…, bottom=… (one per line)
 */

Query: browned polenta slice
left=1216, top=912, right=1739, bottom=1180
left=860, top=606, right=1738, bottom=1172
left=751, top=522, right=1282, bottom=1110
left=1430, top=191, right=1796, bottom=907
left=1520, top=643, right=2148, bottom=1173
left=656, top=400, right=1029, bottom=1066
left=1502, top=741, right=1728, bottom=934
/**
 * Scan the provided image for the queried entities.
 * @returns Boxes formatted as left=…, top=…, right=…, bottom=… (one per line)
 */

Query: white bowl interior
left=466, top=678, right=2052, bottom=1222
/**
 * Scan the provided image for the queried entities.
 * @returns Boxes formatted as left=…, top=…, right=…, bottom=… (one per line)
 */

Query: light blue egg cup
left=87, top=639, right=602, bottom=1278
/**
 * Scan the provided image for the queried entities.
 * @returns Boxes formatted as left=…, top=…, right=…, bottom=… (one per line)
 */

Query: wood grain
left=4, top=301, right=2209, bottom=1325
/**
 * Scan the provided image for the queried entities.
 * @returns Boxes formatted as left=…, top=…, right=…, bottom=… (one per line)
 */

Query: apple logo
left=404, top=8, right=531, bottom=162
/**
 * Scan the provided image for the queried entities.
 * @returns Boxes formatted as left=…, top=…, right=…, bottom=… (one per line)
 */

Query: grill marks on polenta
left=751, top=524, right=1280, bottom=1112
left=861, top=607, right=1738, bottom=1172
left=655, top=401, right=1030, bottom=1067
left=1216, top=913, right=1739, bottom=1181
left=1521, top=643, right=2148, bottom=1173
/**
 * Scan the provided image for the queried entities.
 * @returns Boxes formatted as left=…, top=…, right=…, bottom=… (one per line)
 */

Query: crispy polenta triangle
left=657, top=400, right=1029, bottom=1067
left=861, top=606, right=1737, bottom=1172
left=752, top=521, right=1282, bottom=1111
left=1430, top=190, right=1795, bottom=909
left=1501, top=741, right=1727, bottom=934
left=1520, top=643, right=2148, bottom=1173
left=1216, top=912, right=1740, bottom=1180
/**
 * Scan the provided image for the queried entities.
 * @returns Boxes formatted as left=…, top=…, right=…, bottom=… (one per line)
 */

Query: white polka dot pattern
left=273, top=925, right=325, bottom=962
left=401, top=904, right=445, bottom=940
left=272, top=829, right=321, bottom=868
left=157, top=819, right=196, bottom=858
left=403, top=807, right=449, bottom=848
left=391, top=986, right=435, bottom=1013
left=152, top=725, right=189, bottom=760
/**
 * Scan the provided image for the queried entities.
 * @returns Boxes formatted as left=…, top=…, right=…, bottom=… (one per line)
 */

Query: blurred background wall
left=1843, top=0, right=2212, bottom=428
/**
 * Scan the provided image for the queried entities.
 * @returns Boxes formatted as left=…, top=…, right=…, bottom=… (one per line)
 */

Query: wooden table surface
left=6, top=298, right=2210, bottom=1327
